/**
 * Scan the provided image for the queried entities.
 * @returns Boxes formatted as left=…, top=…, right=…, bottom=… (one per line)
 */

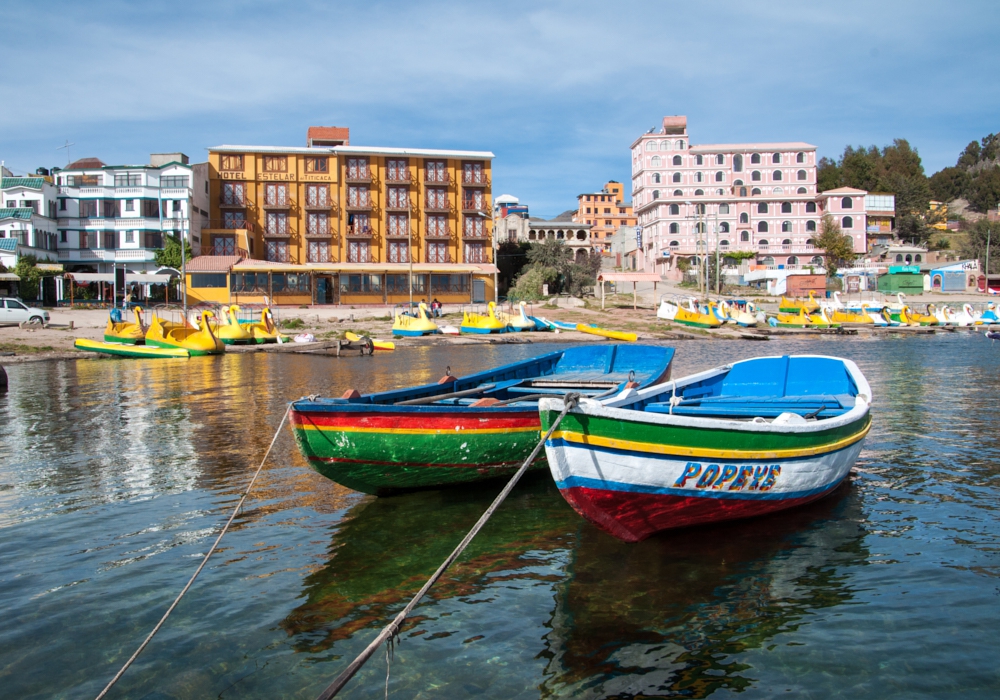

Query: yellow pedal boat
left=657, top=297, right=723, bottom=329
left=779, top=290, right=821, bottom=315
left=104, top=307, right=147, bottom=344
left=75, top=338, right=189, bottom=359
left=345, top=331, right=395, bottom=351
left=460, top=301, right=507, bottom=334
left=244, top=308, right=288, bottom=344
left=496, top=302, right=537, bottom=332
left=391, top=302, right=439, bottom=337
left=770, top=307, right=838, bottom=329
left=827, top=307, right=874, bottom=325
left=576, top=324, right=637, bottom=341
left=146, top=310, right=225, bottom=355
left=212, top=304, right=253, bottom=344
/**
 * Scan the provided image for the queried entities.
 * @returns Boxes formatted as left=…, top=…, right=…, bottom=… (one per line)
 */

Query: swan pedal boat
left=145, top=310, right=225, bottom=355
left=345, top=331, right=395, bottom=351
left=241, top=307, right=288, bottom=343
left=657, top=297, right=723, bottom=328
left=104, top=307, right=147, bottom=344
left=460, top=301, right=507, bottom=334
left=540, top=354, right=872, bottom=542
left=391, top=303, right=439, bottom=337
left=75, top=338, right=190, bottom=359
left=211, top=305, right=253, bottom=344
left=778, top=291, right=821, bottom=315
left=495, top=302, right=537, bottom=332
left=289, top=344, right=674, bottom=495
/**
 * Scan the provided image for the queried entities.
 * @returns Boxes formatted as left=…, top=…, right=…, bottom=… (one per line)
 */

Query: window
left=740, top=212, right=749, bottom=223
left=646, top=141, right=657, bottom=151
left=773, top=170, right=782, bottom=181
left=431, top=274, right=470, bottom=294
left=782, top=239, right=792, bottom=246
left=388, top=240, right=410, bottom=263
left=787, top=256, right=799, bottom=265
left=60, top=230, right=67, bottom=243
left=603, top=207, right=611, bottom=214
left=695, top=172, right=703, bottom=183
left=264, top=183, right=289, bottom=206
left=841, top=197, right=853, bottom=209
left=715, top=171, right=724, bottom=182
left=465, top=241, right=486, bottom=263
left=716, top=154, right=724, bottom=165
left=388, top=214, right=408, bottom=238
left=796, top=152, right=805, bottom=163
left=672, top=172, right=681, bottom=183
left=673, top=189, right=683, bottom=196
left=797, top=187, right=807, bottom=194
left=842, top=216, right=853, bottom=228
left=651, top=156, right=661, bottom=167
left=660, top=140, right=671, bottom=150
left=734, top=154, right=743, bottom=172
left=696, top=155, right=704, bottom=165
left=222, top=211, right=244, bottom=229
left=347, top=157, right=370, bottom=179
left=220, top=155, right=244, bottom=171
left=307, top=212, right=329, bottom=235
left=720, top=222, right=730, bottom=233
left=161, top=175, right=189, bottom=188
left=266, top=240, right=289, bottom=262
left=758, top=222, right=768, bottom=233
left=427, top=241, right=449, bottom=263
left=782, top=221, right=792, bottom=232
left=305, top=157, right=328, bottom=173
left=124, top=200, right=135, bottom=212
left=114, top=173, right=142, bottom=187
left=694, top=189, right=704, bottom=196
left=673, top=155, right=682, bottom=166
left=306, top=184, right=330, bottom=207
left=695, top=222, right=707, bottom=233
left=263, top=155, right=287, bottom=172
left=780, top=202, right=791, bottom=214
left=221, top=181, right=245, bottom=206
left=425, top=160, right=447, bottom=183
left=386, top=274, right=426, bottom=294
left=652, top=173, right=661, bottom=184
left=388, top=186, right=409, bottom=209
left=266, top=212, right=289, bottom=235
left=307, top=240, right=330, bottom=262
left=677, top=140, right=685, bottom=149
left=59, top=198, right=67, bottom=211
left=915, top=254, right=922, bottom=263
left=124, top=231, right=135, bottom=244
left=751, top=154, right=761, bottom=164
left=213, top=234, right=236, bottom=255
left=79, top=200, right=97, bottom=218
left=757, top=203, right=768, bottom=214
left=144, top=232, right=163, bottom=248
left=464, top=216, right=485, bottom=238
left=669, top=240, right=679, bottom=247
left=751, top=171, right=761, bottom=182
left=741, top=231, right=750, bottom=242
left=772, top=153, right=781, bottom=164
left=751, top=188, right=761, bottom=195
left=191, top=273, right=227, bottom=288
left=652, top=190, right=660, bottom=200
left=272, top=272, right=310, bottom=294
left=171, top=200, right=182, bottom=213
left=797, top=170, right=807, bottom=181
left=805, top=238, right=815, bottom=246
left=806, top=202, right=817, bottom=213
left=806, top=220, right=817, bottom=232
left=718, top=204, right=730, bottom=214
left=669, top=222, right=679, bottom=233
left=341, top=273, right=381, bottom=293
left=668, top=203, right=680, bottom=215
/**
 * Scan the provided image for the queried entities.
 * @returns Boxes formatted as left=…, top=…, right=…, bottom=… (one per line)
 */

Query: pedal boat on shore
left=244, top=307, right=288, bottom=343
left=391, top=302, right=439, bottom=337
left=460, top=301, right=507, bottom=334
left=145, top=310, right=225, bottom=355
left=104, top=306, right=147, bottom=344
left=212, top=304, right=253, bottom=345
left=74, top=338, right=190, bottom=359
left=657, top=296, right=723, bottom=328
left=778, top=291, right=821, bottom=315
left=540, top=354, right=872, bottom=542
left=289, top=344, right=675, bottom=496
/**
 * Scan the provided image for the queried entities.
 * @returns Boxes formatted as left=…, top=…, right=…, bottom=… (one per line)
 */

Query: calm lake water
left=2, top=334, right=999, bottom=699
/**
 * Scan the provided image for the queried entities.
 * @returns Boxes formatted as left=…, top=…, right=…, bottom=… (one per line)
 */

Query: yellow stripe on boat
left=345, top=331, right=395, bottom=350
left=576, top=325, right=637, bottom=342
left=549, top=421, right=871, bottom=460
left=296, top=423, right=539, bottom=436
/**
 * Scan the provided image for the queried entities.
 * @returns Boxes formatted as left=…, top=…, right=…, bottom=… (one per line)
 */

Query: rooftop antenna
left=56, top=139, right=75, bottom=165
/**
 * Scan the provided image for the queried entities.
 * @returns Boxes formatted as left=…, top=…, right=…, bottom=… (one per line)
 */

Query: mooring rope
left=314, top=392, right=582, bottom=700
left=94, top=403, right=293, bottom=700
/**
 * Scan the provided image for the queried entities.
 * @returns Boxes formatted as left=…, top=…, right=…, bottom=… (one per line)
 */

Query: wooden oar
left=395, top=384, right=497, bottom=406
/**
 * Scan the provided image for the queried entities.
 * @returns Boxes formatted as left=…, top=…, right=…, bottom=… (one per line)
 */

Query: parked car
left=1, top=297, right=49, bottom=324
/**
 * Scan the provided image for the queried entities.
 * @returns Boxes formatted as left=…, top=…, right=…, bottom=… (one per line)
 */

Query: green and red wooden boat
left=290, top=345, right=674, bottom=495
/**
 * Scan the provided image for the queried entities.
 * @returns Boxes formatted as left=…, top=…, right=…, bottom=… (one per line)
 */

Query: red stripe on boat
left=290, top=410, right=539, bottom=431
left=308, top=456, right=520, bottom=469
left=559, top=484, right=843, bottom=543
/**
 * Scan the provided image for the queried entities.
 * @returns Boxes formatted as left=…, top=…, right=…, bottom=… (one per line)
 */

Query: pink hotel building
left=631, top=116, right=868, bottom=273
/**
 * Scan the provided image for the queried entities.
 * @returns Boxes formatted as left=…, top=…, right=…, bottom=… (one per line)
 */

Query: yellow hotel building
left=185, top=127, right=496, bottom=306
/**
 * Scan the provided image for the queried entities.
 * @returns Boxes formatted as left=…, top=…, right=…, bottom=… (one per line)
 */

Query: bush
left=281, top=317, right=305, bottom=330
left=509, top=266, right=558, bottom=301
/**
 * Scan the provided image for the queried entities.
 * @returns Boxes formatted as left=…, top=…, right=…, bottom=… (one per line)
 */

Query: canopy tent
left=595, top=272, right=663, bottom=310
left=0, top=272, right=20, bottom=281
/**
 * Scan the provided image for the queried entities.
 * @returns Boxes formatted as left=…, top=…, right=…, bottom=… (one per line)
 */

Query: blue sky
left=2, top=0, right=998, bottom=218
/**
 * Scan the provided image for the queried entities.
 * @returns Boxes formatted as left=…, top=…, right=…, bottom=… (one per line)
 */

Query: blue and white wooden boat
left=290, top=344, right=674, bottom=495
left=539, top=355, right=872, bottom=542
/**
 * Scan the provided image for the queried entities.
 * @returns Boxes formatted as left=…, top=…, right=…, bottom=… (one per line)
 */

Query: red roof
left=307, top=126, right=350, bottom=146
left=186, top=255, right=243, bottom=272
left=597, top=272, right=663, bottom=283
left=66, top=157, right=106, bottom=170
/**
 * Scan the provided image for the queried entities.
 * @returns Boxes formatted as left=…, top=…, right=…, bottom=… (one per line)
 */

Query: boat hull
left=103, top=333, right=141, bottom=344
left=290, top=406, right=544, bottom=495
left=541, top=405, right=870, bottom=542
left=76, top=338, right=189, bottom=359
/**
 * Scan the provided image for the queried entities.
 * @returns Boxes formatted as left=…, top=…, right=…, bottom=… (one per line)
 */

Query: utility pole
left=714, top=211, right=720, bottom=295
left=56, top=140, right=75, bottom=165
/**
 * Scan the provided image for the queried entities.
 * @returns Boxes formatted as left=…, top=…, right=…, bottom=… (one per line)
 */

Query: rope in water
left=314, top=392, right=581, bottom=700
left=94, top=403, right=293, bottom=700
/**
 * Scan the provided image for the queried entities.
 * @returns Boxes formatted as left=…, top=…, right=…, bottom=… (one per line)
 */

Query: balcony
left=385, top=169, right=412, bottom=185
left=384, top=199, right=413, bottom=213
left=345, top=170, right=372, bottom=184
left=461, top=229, right=489, bottom=240
left=303, top=199, right=339, bottom=213
left=345, top=252, right=379, bottom=264
left=462, top=200, right=489, bottom=215
left=219, top=195, right=247, bottom=208
left=424, top=225, right=453, bottom=239
left=304, top=224, right=338, bottom=239
left=262, top=223, right=295, bottom=239
left=345, top=197, right=372, bottom=212
left=207, top=218, right=255, bottom=232
left=262, top=196, right=295, bottom=210
left=384, top=227, right=411, bottom=239
left=425, top=171, right=451, bottom=185
left=425, top=252, right=453, bottom=264
left=345, top=225, right=374, bottom=238
left=462, top=173, right=490, bottom=187
left=58, top=248, right=158, bottom=263
left=424, top=201, right=453, bottom=214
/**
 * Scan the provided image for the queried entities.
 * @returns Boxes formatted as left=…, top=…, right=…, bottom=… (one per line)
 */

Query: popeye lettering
left=674, top=462, right=781, bottom=492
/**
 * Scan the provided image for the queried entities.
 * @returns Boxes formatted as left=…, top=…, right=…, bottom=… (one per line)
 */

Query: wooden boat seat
left=647, top=393, right=855, bottom=419
left=717, top=356, right=857, bottom=398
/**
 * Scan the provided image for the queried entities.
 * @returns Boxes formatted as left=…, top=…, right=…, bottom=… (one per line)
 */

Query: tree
left=509, top=265, right=558, bottom=301
left=496, top=240, right=530, bottom=293
left=525, top=238, right=571, bottom=270
left=929, top=167, right=971, bottom=203
left=960, top=219, right=1000, bottom=276
left=817, top=157, right=841, bottom=192
left=816, top=215, right=856, bottom=276
left=966, top=167, right=1000, bottom=214
left=154, top=234, right=193, bottom=269
left=13, top=255, right=43, bottom=301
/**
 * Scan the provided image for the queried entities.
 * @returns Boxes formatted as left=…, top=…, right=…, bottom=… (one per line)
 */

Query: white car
left=1, top=297, right=49, bottom=324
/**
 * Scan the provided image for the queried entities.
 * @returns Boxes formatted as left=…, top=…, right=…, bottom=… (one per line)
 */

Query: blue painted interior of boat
left=293, top=345, right=675, bottom=412
left=630, top=356, right=858, bottom=420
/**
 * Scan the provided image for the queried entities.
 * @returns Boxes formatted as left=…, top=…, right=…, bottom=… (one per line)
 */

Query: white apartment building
left=0, top=176, right=60, bottom=269
left=631, top=116, right=868, bottom=274
left=55, top=154, right=209, bottom=273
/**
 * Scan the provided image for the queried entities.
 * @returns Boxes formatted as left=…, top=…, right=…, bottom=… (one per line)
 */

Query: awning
left=597, top=272, right=663, bottom=283
left=0, top=272, right=20, bottom=281
left=36, top=263, right=63, bottom=272
left=126, top=273, right=174, bottom=284
left=66, top=273, right=114, bottom=283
